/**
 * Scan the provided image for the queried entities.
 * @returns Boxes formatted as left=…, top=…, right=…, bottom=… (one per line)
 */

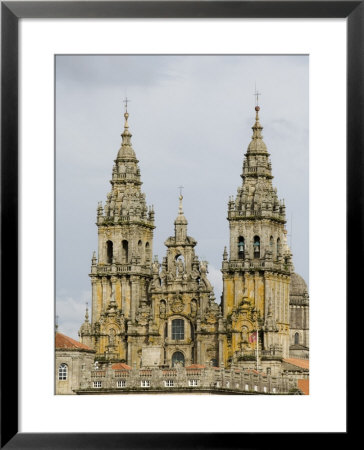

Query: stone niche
left=141, top=346, right=163, bottom=367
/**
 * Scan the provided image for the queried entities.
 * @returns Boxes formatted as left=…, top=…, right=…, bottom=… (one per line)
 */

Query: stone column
left=90, top=276, right=98, bottom=324
left=130, top=276, right=140, bottom=322
left=101, top=277, right=109, bottom=310
left=121, top=276, right=126, bottom=314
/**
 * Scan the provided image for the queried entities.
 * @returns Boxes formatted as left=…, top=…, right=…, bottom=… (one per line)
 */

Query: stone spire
left=96, top=105, right=154, bottom=227
left=84, top=303, right=89, bottom=323
left=174, top=194, right=188, bottom=242
left=79, top=303, right=92, bottom=339
left=228, top=105, right=286, bottom=223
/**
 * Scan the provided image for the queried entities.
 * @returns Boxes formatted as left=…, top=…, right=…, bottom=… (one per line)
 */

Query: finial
left=123, top=96, right=130, bottom=113
left=223, top=246, right=228, bottom=261
left=123, top=97, right=131, bottom=129
left=178, top=186, right=184, bottom=214
left=253, top=83, right=261, bottom=107
left=85, top=302, right=89, bottom=322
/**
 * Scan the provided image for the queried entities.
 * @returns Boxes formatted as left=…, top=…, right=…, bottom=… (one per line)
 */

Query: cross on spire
left=253, top=85, right=261, bottom=106
left=178, top=185, right=184, bottom=196
left=123, top=96, right=130, bottom=113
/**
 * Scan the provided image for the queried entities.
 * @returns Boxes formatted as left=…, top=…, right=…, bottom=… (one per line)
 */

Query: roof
left=289, top=344, right=309, bottom=350
left=186, top=364, right=206, bottom=369
left=111, top=363, right=131, bottom=370
left=245, top=369, right=262, bottom=375
left=297, top=379, right=309, bottom=395
left=55, top=332, right=94, bottom=351
left=290, top=273, right=308, bottom=297
left=283, top=358, right=309, bottom=370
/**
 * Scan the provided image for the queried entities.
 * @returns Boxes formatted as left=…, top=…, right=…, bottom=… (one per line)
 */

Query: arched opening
left=160, top=300, right=166, bottom=317
left=172, top=318, right=184, bottom=340
left=277, top=238, right=281, bottom=257
left=145, top=242, right=150, bottom=263
left=175, top=255, right=185, bottom=276
left=172, top=351, right=185, bottom=367
left=270, top=236, right=274, bottom=254
left=58, top=363, right=68, bottom=381
left=294, top=332, right=299, bottom=345
left=238, top=236, right=245, bottom=259
left=121, top=240, right=128, bottom=263
left=106, top=241, right=113, bottom=264
left=210, top=358, right=218, bottom=367
left=138, top=240, right=143, bottom=258
left=253, top=236, right=260, bottom=258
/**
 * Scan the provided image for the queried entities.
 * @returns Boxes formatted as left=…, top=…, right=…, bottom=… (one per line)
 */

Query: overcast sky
left=56, top=55, right=309, bottom=339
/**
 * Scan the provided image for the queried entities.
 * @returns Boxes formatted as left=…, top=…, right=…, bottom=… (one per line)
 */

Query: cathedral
left=56, top=100, right=309, bottom=394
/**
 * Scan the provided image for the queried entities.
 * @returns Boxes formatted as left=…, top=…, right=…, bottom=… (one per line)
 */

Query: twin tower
left=79, top=104, right=296, bottom=371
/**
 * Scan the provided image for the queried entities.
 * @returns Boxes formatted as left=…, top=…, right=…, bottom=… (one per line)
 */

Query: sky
left=56, top=55, right=309, bottom=339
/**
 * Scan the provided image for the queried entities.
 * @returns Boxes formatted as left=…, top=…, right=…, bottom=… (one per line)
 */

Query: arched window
left=238, top=237, right=245, bottom=259
left=253, top=236, right=260, bottom=258
left=172, top=351, right=185, bottom=367
left=172, top=319, right=184, bottom=340
left=58, top=363, right=68, bottom=381
left=270, top=236, right=274, bottom=252
left=121, top=240, right=128, bottom=263
left=164, top=322, right=168, bottom=339
left=294, top=332, right=299, bottom=345
left=277, top=238, right=281, bottom=256
left=138, top=240, right=142, bottom=256
left=106, top=241, right=113, bottom=264
left=145, top=242, right=151, bottom=262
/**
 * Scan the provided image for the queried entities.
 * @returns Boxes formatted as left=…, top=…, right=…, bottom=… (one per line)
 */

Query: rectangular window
left=254, top=385, right=258, bottom=392
left=172, top=319, right=184, bottom=340
left=165, top=380, right=174, bottom=387
left=141, top=380, right=150, bottom=387
left=245, top=384, right=249, bottom=391
left=117, top=380, right=126, bottom=388
left=188, top=379, right=198, bottom=386
left=93, top=381, right=102, bottom=388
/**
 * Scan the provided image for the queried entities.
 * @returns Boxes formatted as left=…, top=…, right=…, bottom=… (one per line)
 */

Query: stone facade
left=69, top=103, right=310, bottom=394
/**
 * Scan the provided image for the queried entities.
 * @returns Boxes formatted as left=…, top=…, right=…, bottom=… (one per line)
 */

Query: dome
left=290, top=273, right=308, bottom=297
left=174, top=214, right=188, bottom=225
left=247, top=138, right=267, bottom=153
left=117, top=144, right=136, bottom=160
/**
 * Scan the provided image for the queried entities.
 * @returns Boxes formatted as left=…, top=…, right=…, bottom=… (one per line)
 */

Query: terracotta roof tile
left=186, top=364, right=206, bottom=369
left=297, top=378, right=309, bottom=395
left=55, top=332, right=94, bottom=351
left=283, top=358, right=309, bottom=370
left=111, top=363, right=131, bottom=370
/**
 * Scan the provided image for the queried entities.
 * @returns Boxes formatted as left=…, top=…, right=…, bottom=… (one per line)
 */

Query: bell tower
left=221, top=103, right=293, bottom=367
left=79, top=103, right=155, bottom=363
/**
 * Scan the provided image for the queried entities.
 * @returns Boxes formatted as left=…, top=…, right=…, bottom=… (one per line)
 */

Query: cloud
left=56, top=290, right=91, bottom=340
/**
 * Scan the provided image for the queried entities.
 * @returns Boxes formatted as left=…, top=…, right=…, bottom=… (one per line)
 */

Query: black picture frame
left=1, top=1, right=356, bottom=448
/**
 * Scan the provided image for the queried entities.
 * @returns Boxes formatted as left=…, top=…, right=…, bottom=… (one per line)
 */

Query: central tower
left=221, top=104, right=293, bottom=366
